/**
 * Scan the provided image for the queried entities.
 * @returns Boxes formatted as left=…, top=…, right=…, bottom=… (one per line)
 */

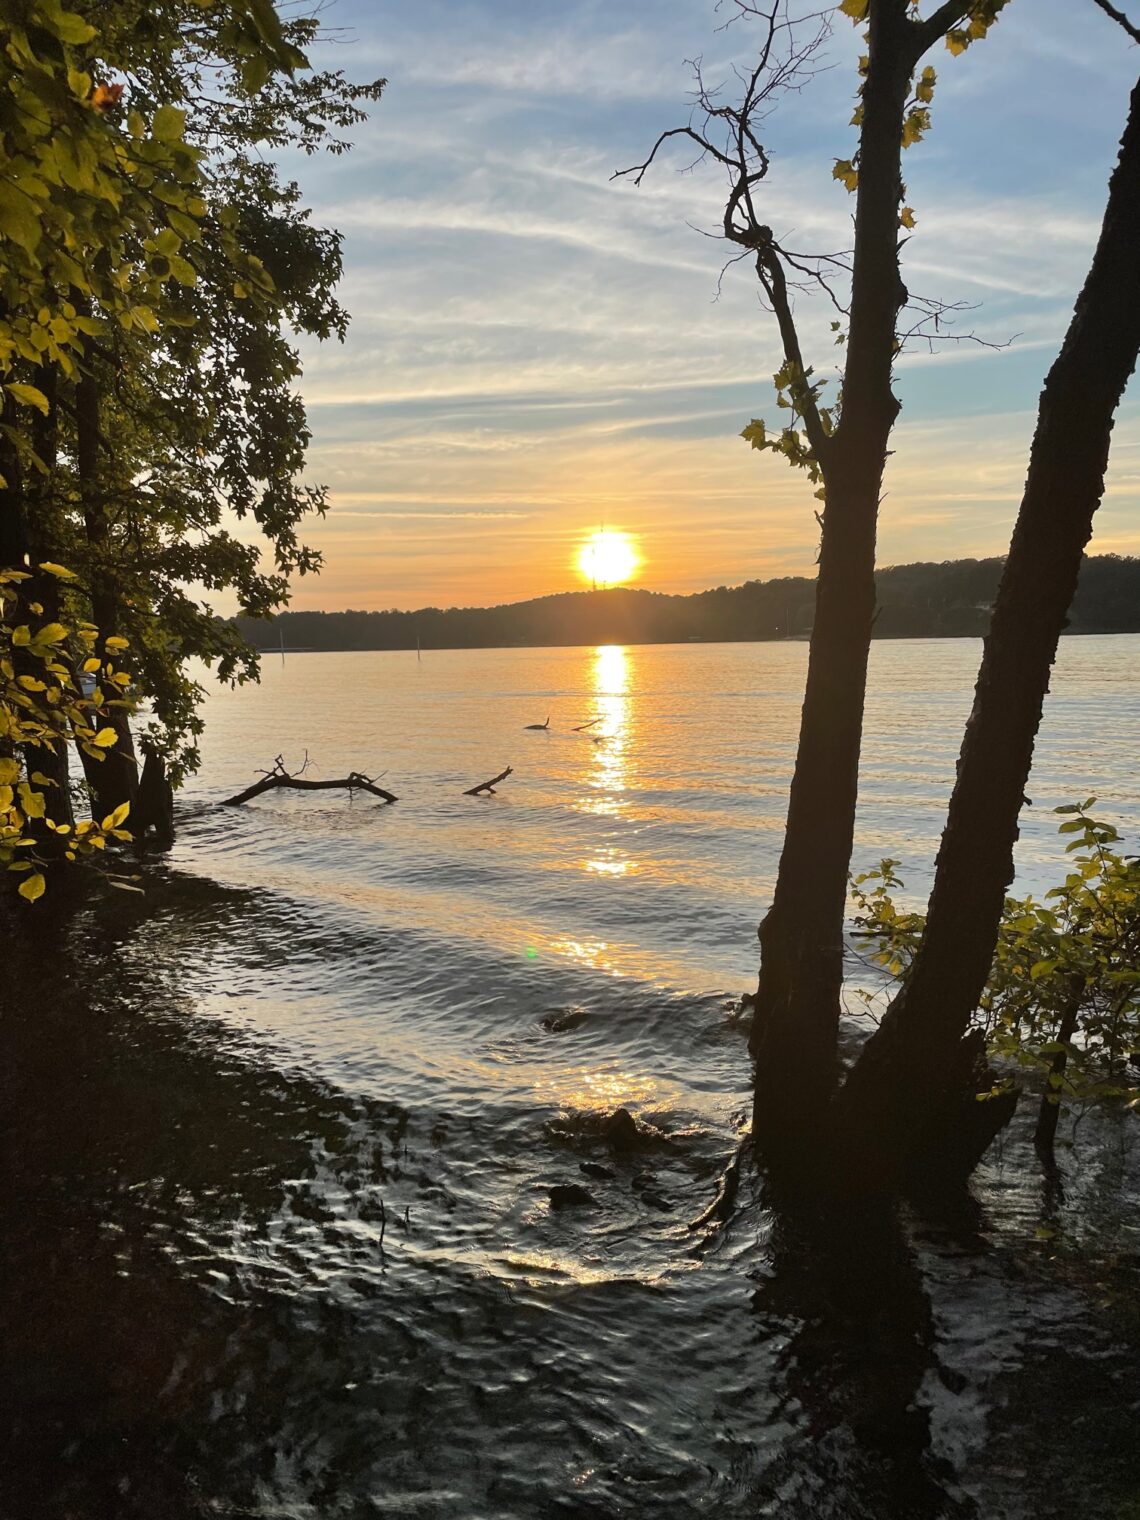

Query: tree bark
left=751, top=0, right=916, bottom=1155
left=838, top=74, right=1140, bottom=1185
left=25, top=365, right=75, bottom=831
left=76, top=346, right=139, bottom=824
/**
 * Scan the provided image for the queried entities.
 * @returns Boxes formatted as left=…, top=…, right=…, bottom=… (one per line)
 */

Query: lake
left=3, top=637, right=1139, bottom=1518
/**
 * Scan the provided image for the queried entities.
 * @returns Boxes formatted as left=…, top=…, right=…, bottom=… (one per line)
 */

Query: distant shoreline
left=237, top=554, right=1140, bottom=655
left=263, top=627, right=1137, bottom=656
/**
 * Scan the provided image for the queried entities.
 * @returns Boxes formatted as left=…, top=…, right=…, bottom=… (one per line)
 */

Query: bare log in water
left=222, top=756, right=396, bottom=806
left=464, top=766, right=513, bottom=796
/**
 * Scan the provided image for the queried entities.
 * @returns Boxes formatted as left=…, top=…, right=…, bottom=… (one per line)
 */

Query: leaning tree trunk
left=75, top=345, right=138, bottom=824
left=750, top=0, right=915, bottom=1156
left=838, top=73, right=1140, bottom=1187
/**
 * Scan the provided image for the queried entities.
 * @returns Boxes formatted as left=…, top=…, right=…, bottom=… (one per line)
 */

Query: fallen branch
left=464, top=765, right=513, bottom=796
left=222, top=756, right=396, bottom=806
left=688, top=1128, right=752, bottom=1234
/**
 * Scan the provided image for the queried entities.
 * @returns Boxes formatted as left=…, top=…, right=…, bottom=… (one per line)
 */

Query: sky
left=268, top=0, right=1140, bottom=611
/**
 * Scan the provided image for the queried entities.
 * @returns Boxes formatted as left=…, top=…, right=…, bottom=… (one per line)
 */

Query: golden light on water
left=576, top=528, right=640, bottom=588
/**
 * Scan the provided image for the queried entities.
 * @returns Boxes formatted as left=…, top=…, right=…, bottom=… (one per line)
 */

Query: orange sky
left=263, top=0, right=1140, bottom=613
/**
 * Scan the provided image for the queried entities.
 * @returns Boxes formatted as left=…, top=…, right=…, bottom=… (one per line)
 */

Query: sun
left=576, top=528, right=640, bottom=588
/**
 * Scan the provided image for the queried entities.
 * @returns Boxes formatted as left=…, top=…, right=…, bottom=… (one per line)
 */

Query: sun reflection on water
left=573, top=645, right=634, bottom=825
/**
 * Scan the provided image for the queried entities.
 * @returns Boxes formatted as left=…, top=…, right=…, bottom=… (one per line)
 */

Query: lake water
left=4, top=637, right=1139, bottom=1519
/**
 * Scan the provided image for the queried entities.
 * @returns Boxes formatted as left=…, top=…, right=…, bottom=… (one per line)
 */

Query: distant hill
left=235, top=555, right=1140, bottom=653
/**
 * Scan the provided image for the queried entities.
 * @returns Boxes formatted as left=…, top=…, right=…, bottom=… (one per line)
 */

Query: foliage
left=850, top=803, right=1140, bottom=1121
left=0, top=566, right=135, bottom=898
left=742, top=0, right=1012, bottom=497
left=742, top=358, right=837, bottom=496
left=2, top=0, right=383, bottom=854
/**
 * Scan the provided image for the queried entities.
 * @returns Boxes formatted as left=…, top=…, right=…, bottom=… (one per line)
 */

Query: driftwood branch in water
left=222, top=756, right=397, bottom=806
left=464, top=766, right=513, bottom=796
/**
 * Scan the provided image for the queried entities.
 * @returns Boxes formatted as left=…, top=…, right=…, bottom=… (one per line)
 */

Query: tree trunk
left=750, top=0, right=914, bottom=1156
left=135, top=749, right=175, bottom=848
left=838, top=74, right=1140, bottom=1186
left=1033, top=980, right=1084, bottom=1170
left=25, top=365, right=75, bottom=832
left=76, top=348, right=139, bottom=824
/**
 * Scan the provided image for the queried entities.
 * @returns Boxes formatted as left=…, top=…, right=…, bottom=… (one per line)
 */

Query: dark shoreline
left=236, top=555, right=1140, bottom=655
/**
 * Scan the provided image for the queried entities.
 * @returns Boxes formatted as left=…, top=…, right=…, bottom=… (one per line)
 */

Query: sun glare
left=576, top=529, right=640, bottom=589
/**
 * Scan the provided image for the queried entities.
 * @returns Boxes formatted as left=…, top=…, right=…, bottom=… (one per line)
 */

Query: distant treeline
left=236, top=555, right=1140, bottom=653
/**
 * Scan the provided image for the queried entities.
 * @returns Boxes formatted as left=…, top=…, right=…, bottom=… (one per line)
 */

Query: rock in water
left=602, top=1107, right=641, bottom=1154
left=579, top=1161, right=616, bottom=1181
left=548, top=1183, right=598, bottom=1210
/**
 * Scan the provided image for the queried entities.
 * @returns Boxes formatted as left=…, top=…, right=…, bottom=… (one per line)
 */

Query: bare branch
left=464, top=766, right=513, bottom=796
left=612, top=126, right=731, bottom=186
left=223, top=759, right=396, bottom=806
left=896, top=292, right=1017, bottom=354
left=1089, top=0, right=1140, bottom=43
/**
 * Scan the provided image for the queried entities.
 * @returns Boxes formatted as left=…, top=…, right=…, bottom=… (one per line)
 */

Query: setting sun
left=576, top=528, right=641, bottom=589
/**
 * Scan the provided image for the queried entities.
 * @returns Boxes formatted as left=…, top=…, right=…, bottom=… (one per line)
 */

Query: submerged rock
left=548, top=1183, right=598, bottom=1210
left=541, top=1007, right=590, bottom=1033
left=579, top=1161, right=616, bottom=1181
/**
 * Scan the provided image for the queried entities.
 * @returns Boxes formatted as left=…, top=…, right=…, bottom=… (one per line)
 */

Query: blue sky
left=275, top=0, right=1139, bottom=609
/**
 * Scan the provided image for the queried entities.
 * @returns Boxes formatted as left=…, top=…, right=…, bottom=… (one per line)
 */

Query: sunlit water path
left=3, top=638, right=1139, bottom=1518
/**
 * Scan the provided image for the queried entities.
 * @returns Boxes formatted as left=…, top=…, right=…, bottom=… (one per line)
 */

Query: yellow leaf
left=17, top=783, right=46, bottom=819
left=93, top=727, right=118, bottom=748
left=4, top=383, right=50, bottom=415
left=832, top=159, right=859, bottom=193
left=838, top=0, right=869, bottom=17
left=103, top=635, right=129, bottom=651
left=900, top=205, right=916, bottom=229
left=34, top=622, right=67, bottom=645
left=18, top=872, right=46, bottom=902
left=39, top=561, right=77, bottom=580
left=102, top=801, right=131, bottom=829
left=0, top=758, right=18, bottom=785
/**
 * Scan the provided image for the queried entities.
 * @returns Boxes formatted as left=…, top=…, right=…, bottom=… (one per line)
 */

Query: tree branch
left=755, top=241, right=832, bottom=464
left=464, top=765, right=513, bottom=796
left=907, top=2, right=970, bottom=60
left=222, top=757, right=396, bottom=805
left=1089, top=0, right=1140, bottom=43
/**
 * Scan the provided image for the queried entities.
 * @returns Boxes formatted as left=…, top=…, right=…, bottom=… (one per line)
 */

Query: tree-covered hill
left=235, top=554, right=1140, bottom=653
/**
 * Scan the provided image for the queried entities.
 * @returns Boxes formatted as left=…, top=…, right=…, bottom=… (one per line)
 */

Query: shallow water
left=3, top=637, right=1139, bottom=1519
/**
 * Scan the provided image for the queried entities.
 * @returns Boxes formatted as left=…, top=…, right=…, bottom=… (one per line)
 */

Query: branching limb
left=223, top=755, right=396, bottom=805
left=907, top=3, right=971, bottom=60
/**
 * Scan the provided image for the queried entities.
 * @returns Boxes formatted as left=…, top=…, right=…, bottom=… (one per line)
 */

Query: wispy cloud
left=272, top=0, right=1139, bottom=610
